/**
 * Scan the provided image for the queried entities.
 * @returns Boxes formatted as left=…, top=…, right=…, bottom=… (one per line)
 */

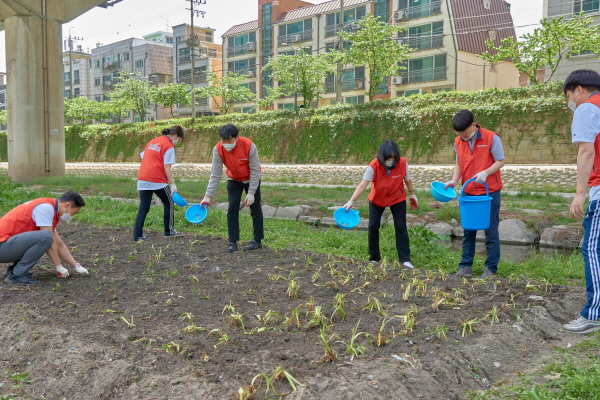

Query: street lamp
left=282, top=42, right=299, bottom=114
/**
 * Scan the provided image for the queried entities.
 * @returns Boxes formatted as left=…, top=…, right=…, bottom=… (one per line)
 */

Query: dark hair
left=452, top=110, right=475, bottom=132
left=219, top=123, right=239, bottom=140
left=377, top=140, right=401, bottom=169
left=162, top=125, right=185, bottom=139
left=59, top=190, right=85, bottom=208
left=563, top=69, right=600, bottom=94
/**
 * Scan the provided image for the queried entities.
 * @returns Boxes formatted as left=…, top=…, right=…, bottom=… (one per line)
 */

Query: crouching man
left=0, top=190, right=89, bottom=285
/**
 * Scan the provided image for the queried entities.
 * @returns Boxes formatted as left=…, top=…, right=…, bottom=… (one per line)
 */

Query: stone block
left=357, top=218, right=369, bottom=230
left=299, top=216, right=320, bottom=225
left=498, top=219, right=537, bottom=244
left=274, top=206, right=303, bottom=220
left=540, top=225, right=583, bottom=249
left=425, top=222, right=454, bottom=236
left=320, top=217, right=338, bottom=227
left=262, top=205, right=277, bottom=218
left=215, top=202, right=229, bottom=212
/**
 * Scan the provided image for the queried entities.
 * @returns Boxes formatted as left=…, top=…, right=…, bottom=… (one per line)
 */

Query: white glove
left=170, top=184, right=177, bottom=194
left=56, top=265, right=70, bottom=278
left=343, top=200, right=354, bottom=211
left=409, top=195, right=418, bottom=210
left=245, top=193, right=255, bottom=207
left=201, top=196, right=211, bottom=207
left=444, top=180, right=456, bottom=190
left=474, top=171, right=488, bottom=184
left=74, top=263, right=89, bottom=274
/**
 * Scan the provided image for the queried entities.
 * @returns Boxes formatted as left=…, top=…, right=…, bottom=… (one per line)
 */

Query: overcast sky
left=0, top=0, right=544, bottom=73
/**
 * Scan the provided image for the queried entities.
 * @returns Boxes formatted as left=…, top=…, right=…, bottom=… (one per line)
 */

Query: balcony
left=277, top=29, right=313, bottom=46
left=64, top=79, right=71, bottom=86
left=399, top=35, right=444, bottom=51
left=400, top=66, right=448, bottom=84
left=227, top=42, right=257, bottom=57
left=102, top=61, right=122, bottom=70
left=227, top=67, right=257, bottom=78
left=400, top=1, right=442, bottom=20
left=179, top=55, right=191, bottom=64
left=324, top=23, right=362, bottom=38
left=178, top=74, right=208, bottom=85
left=325, top=78, right=365, bottom=93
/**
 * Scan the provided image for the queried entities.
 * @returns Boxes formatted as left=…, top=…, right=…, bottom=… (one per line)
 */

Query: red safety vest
left=367, top=158, right=408, bottom=208
left=582, top=93, right=600, bottom=188
left=216, top=136, right=256, bottom=182
left=455, top=126, right=503, bottom=195
left=137, top=135, right=174, bottom=183
left=0, top=198, right=59, bottom=242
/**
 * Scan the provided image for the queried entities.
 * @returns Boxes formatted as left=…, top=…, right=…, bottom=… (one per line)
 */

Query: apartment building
left=222, top=0, right=519, bottom=112
left=544, top=0, right=600, bottom=81
left=90, top=35, right=173, bottom=122
left=172, top=24, right=222, bottom=116
left=63, top=48, right=93, bottom=99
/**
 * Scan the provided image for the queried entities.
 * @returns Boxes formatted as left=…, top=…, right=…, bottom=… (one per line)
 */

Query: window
left=374, top=0, right=390, bottom=23
left=103, top=94, right=111, bottom=101
left=95, top=60, right=100, bottom=68
left=326, top=41, right=351, bottom=52
left=95, top=96, right=101, bottom=102
left=397, top=89, right=421, bottom=97
left=64, top=72, right=70, bottom=83
left=326, top=66, right=365, bottom=92
left=64, top=90, right=71, bottom=98
left=574, top=0, right=600, bottom=13
left=135, top=59, right=145, bottom=69
left=326, top=5, right=367, bottom=26
left=431, top=87, right=451, bottom=93
left=279, top=46, right=312, bottom=56
left=74, top=88, right=80, bottom=97
left=228, top=58, right=257, bottom=75
left=483, top=0, right=491, bottom=9
left=228, top=32, right=257, bottom=56
left=166, top=37, right=173, bottom=44
left=345, top=95, right=365, bottom=104
left=103, top=74, right=112, bottom=82
left=205, top=32, right=213, bottom=43
left=123, top=52, right=130, bottom=61
left=400, top=54, right=448, bottom=83
left=488, top=30, right=496, bottom=39
left=176, top=35, right=185, bottom=42
left=402, top=21, right=444, bottom=50
left=281, top=18, right=312, bottom=36
left=241, top=106, right=255, bottom=114
left=95, top=78, right=101, bottom=86
left=398, top=0, right=442, bottom=19
left=241, top=82, right=257, bottom=94
left=278, top=103, right=294, bottom=110
left=74, top=70, right=80, bottom=79
left=262, top=3, right=274, bottom=95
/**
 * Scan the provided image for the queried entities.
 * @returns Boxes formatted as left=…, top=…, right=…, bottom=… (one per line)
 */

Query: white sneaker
left=563, top=315, right=600, bottom=334
left=403, top=262, right=414, bottom=269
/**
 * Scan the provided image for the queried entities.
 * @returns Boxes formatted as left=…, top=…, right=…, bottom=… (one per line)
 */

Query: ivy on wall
left=0, top=83, right=571, bottom=164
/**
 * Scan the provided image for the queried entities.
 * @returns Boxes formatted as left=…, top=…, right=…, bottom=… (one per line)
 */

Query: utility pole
left=336, top=0, right=345, bottom=104
left=186, top=0, right=207, bottom=118
left=67, top=27, right=82, bottom=99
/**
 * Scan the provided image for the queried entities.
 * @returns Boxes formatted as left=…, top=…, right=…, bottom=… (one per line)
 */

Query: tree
left=0, top=110, right=7, bottom=128
left=152, top=82, right=191, bottom=117
left=263, top=50, right=341, bottom=109
left=340, top=13, right=412, bottom=101
left=196, top=71, right=255, bottom=114
left=111, top=70, right=156, bottom=122
left=64, top=96, right=108, bottom=126
left=480, top=14, right=600, bottom=85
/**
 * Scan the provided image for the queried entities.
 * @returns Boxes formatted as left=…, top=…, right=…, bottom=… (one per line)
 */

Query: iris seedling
left=287, top=279, right=299, bottom=298
left=460, top=317, right=480, bottom=337
left=336, top=319, right=366, bottom=358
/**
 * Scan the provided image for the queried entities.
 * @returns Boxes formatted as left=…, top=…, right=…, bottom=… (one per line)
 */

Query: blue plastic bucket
left=333, top=208, right=360, bottom=229
left=186, top=204, right=208, bottom=224
left=459, top=179, right=491, bottom=231
left=172, top=192, right=188, bottom=207
left=430, top=181, right=457, bottom=202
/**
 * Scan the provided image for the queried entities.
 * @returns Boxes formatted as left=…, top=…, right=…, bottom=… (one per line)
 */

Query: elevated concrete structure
left=0, top=0, right=109, bottom=182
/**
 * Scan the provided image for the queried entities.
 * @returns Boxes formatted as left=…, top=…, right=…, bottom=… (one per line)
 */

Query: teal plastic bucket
left=459, top=179, right=491, bottom=231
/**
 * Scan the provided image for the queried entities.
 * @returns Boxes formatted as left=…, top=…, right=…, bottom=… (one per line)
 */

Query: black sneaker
left=243, top=241, right=262, bottom=251
left=4, top=272, right=39, bottom=285
left=134, top=235, right=149, bottom=242
left=164, top=230, right=183, bottom=238
left=3, top=263, right=15, bottom=277
left=226, top=242, right=238, bottom=253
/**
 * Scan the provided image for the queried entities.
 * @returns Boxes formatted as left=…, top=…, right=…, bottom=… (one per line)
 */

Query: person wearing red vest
left=562, top=69, right=600, bottom=334
left=201, top=124, right=264, bottom=253
left=133, top=126, right=185, bottom=242
left=344, top=140, right=418, bottom=267
left=0, top=190, right=88, bottom=285
left=444, top=110, right=505, bottom=279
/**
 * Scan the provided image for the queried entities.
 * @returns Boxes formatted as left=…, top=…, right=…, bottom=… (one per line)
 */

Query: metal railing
left=325, top=78, right=365, bottom=93
left=277, top=29, right=313, bottom=46
left=399, top=35, right=444, bottom=51
left=401, top=1, right=442, bottom=20
left=64, top=79, right=71, bottom=86
left=227, top=67, right=256, bottom=77
left=74, top=78, right=80, bottom=85
left=227, top=44, right=251, bottom=57
left=178, top=74, right=209, bottom=85
left=324, top=24, right=360, bottom=38
left=179, top=55, right=191, bottom=64
left=400, top=66, right=448, bottom=84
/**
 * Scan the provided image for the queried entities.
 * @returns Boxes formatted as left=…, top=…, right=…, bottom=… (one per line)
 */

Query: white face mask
left=385, top=160, right=394, bottom=167
left=172, top=139, right=179, bottom=146
left=568, top=91, right=582, bottom=112
left=223, top=140, right=237, bottom=152
left=60, top=206, right=73, bottom=221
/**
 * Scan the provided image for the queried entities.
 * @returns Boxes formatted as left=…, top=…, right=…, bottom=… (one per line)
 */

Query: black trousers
left=227, top=180, right=264, bottom=243
left=368, top=200, right=410, bottom=263
left=133, top=185, right=174, bottom=239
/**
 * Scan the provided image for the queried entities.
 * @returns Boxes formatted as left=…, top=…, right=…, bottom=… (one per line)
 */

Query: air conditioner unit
left=354, top=80, right=364, bottom=90
left=246, top=41, right=257, bottom=52
left=394, top=10, right=407, bottom=21
left=290, top=34, right=301, bottom=43
left=352, top=23, right=362, bottom=31
left=392, top=76, right=404, bottom=85
left=247, top=70, right=256, bottom=78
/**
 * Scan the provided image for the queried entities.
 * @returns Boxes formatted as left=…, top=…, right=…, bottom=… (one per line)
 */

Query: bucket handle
left=460, top=178, right=489, bottom=198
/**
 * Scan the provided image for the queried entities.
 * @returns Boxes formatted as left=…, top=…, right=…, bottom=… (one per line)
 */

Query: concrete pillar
left=6, top=15, right=65, bottom=182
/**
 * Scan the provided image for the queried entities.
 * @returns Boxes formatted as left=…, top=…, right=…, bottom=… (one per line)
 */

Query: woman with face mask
left=133, top=125, right=185, bottom=242
left=344, top=140, right=417, bottom=268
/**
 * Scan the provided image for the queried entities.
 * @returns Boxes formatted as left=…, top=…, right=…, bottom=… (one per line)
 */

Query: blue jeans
left=459, top=190, right=501, bottom=273
left=581, top=199, right=600, bottom=321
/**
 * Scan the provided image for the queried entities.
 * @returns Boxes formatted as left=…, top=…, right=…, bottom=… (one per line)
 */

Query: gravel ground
left=0, top=163, right=578, bottom=191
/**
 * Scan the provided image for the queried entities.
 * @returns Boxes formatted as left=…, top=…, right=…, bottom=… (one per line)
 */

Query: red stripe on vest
left=137, top=135, right=174, bottom=183
left=582, top=94, right=600, bottom=188
left=367, top=158, right=408, bottom=208
left=455, top=126, right=503, bottom=195
left=216, top=136, right=255, bottom=182
left=0, top=198, right=59, bottom=242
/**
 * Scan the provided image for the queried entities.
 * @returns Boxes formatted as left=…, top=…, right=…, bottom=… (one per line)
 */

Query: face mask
left=568, top=91, right=582, bottom=112
left=172, top=139, right=179, bottom=146
left=223, top=140, right=237, bottom=152
left=467, top=128, right=477, bottom=140
left=60, top=206, right=72, bottom=221
left=385, top=160, right=394, bottom=167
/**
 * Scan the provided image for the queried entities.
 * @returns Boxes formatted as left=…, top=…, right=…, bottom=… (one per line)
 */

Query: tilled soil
left=0, top=222, right=590, bottom=400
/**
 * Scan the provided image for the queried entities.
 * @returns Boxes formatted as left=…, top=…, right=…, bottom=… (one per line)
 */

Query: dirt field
left=0, top=222, right=591, bottom=400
